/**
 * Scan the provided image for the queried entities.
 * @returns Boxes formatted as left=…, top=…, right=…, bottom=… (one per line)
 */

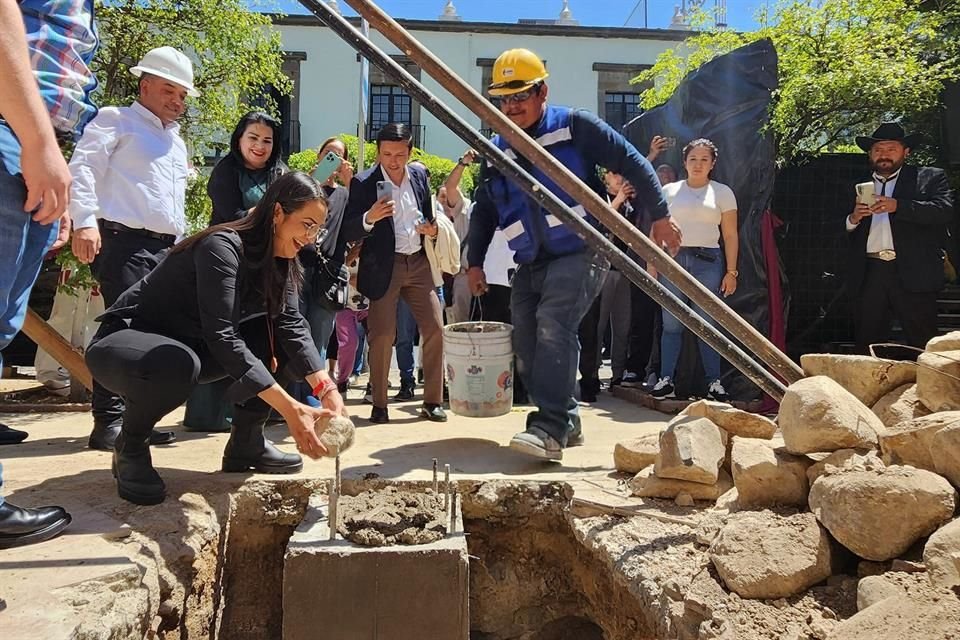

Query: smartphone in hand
left=313, top=150, right=342, bottom=183
left=376, top=179, right=393, bottom=202
left=855, top=182, right=876, bottom=207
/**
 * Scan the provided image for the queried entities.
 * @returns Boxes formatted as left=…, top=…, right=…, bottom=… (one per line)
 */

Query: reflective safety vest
left=489, top=106, right=591, bottom=264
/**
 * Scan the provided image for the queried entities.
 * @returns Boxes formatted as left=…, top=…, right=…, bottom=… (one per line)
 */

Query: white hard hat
left=131, top=46, right=200, bottom=97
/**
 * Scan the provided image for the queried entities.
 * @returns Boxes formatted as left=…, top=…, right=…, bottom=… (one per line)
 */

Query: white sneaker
left=707, top=380, right=729, bottom=403
left=650, top=376, right=675, bottom=399
left=621, top=371, right=641, bottom=387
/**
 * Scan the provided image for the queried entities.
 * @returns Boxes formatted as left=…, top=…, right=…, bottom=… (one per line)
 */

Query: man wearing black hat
left=845, top=122, right=954, bottom=354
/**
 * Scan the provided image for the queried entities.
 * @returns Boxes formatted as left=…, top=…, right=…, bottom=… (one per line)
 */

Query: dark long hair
left=174, top=172, right=326, bottom=317
left=230, top=111, right=284, bottom=173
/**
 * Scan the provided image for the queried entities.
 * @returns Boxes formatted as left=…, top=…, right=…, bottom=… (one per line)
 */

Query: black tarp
left=624, top=38, right=785, bottom=400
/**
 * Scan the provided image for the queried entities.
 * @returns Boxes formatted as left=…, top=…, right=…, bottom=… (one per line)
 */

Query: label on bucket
left=446, top=362, right=513, bottom=418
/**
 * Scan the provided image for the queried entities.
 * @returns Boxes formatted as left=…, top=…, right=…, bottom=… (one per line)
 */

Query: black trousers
left=578, top=295, right=602, bottom=388
left=854, top=258, right=939, bottom=357
left=86, top=319, right=284, bottom=438
left=625, top=282, right=658, bottom=375
left=90, top=225, right=173, bottom=428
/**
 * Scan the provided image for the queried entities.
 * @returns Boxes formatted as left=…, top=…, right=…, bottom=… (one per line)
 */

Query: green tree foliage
left=635, top=0, right=960, bottom=166
left=289, top=134, right=479, bottom=195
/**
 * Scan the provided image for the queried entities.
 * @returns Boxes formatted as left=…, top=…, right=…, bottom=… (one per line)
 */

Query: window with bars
left=604, top=92, right=642, bottom=131
left=369, top=85, right=412, bottom=135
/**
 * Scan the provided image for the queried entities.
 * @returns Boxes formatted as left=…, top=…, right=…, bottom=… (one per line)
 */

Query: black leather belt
left=100, top=220, right=176, bottom=245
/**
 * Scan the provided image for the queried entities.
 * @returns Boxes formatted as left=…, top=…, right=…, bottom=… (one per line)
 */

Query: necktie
left=877, top=177, right=889, bottom=197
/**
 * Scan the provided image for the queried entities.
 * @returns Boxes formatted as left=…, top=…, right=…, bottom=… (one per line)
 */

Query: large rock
left=923, top=518, right=960, bottom=589
left=730, top=437, right=811, bottom=508
left=808, top=466, right=957, bottom=561
left=629, top=465, right=733, bottom=501
left=708, top=511, right=832, bottom=599
left=680, top=399, right=776, bottom=440
left=806, top=449, right=883, bottom=487
left=879, top=412, right=960, bottom=470
left=927, top=330, right=960, bottom=353
left=613, top=432, right=660, bottom=474
left=826, top=593, right=960, bottom=640
left=916, top=349, right=960, bottom=413
left=800, top=354, right=917, bottom=407
left=856, top=575, right=904, bottom=611
left=778, top=376, right=884, bottom=455
left=931, top=423, right=960, bottom=488
left=871, top=383, right=930, bottom=429
left=655, top=416, right=726, bottom=485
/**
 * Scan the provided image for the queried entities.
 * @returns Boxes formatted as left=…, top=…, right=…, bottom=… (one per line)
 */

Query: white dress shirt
left=363, top=166, right=422, bottom=254
left=69, top=101, right=188, bottom=236
left=845, top=170, right=899, bottom=253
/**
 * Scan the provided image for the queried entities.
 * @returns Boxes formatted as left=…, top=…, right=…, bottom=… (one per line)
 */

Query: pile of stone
left=612, top=330, right=960, bottom=637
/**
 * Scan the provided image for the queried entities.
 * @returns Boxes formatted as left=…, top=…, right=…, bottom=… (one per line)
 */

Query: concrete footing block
left=283, top=494, right=469, bottom=639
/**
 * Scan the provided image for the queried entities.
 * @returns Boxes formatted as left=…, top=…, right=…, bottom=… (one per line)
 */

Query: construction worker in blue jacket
left=468, top=48, right=682, bottom=461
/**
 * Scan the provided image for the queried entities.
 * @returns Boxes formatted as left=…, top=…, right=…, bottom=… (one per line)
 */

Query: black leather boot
left=113, top=431, right=166, bottom=505
left=221, top=408, right=302, bottom=474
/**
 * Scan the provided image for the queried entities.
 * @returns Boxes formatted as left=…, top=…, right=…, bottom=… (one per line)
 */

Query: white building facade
left=272, top=15, right=688, bottom=161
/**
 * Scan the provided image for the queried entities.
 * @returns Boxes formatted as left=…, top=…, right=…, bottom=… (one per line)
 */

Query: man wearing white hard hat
left=68, top=46, right=199, bottom=451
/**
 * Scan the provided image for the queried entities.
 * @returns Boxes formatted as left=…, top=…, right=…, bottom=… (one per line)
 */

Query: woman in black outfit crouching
left=86, top=172, right=345, bottom=505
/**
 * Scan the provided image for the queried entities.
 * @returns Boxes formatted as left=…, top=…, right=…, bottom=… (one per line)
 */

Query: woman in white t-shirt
left=651, top=138, right=738, bottom=402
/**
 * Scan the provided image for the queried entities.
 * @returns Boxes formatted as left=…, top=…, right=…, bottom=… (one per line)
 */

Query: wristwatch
left=727, top=270, right=739, bottom=277
left=457, top=156, right=470, bottom=167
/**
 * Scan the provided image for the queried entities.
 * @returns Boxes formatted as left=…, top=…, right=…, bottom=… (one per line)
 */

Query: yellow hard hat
left=489, top=48, right=549, bottom=96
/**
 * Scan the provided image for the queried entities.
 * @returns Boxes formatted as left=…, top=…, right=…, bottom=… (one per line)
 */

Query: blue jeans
left=659, top=247, right=724, bottom=383
left=0, top=166, right=59, bottom=506
left=511, top=251, right=607, bottom=445
left=396, top=298, right=416, bottom=385
left=0, top=167, right=59, bottom=360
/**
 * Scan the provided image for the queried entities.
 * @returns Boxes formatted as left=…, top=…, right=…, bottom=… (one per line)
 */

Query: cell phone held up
left=375, top=180, right=393, bottom=203
left=855, top=182, right=876, bottom=207
left=313, top=150, right=343, bottom=184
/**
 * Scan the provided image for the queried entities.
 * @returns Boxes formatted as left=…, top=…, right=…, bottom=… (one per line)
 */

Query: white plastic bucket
left=443, top=321, right=514, bottom=417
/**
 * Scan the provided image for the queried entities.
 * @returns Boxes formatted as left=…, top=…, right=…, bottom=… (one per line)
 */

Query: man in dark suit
left=845, top=122, right=954, bottom=355
left=340, top=123, right=446, bottom=423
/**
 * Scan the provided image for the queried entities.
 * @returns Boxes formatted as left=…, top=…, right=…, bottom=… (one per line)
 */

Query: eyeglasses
left=302, top=221, right=325, bottom=240
left=498, top=85, right=541, bottom=105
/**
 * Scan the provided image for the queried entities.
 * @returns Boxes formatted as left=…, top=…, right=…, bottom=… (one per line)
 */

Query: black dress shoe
left=369, top=406, right=390, bottom=424
left=90, top=423, right=176, bottom=451
left=0, top=501, right=71, bottom=549
left=393, top=381, right=415, bottom=401
left=420, top=403, right=447, bottom=422
left=0, top=423, right=28, bottom=445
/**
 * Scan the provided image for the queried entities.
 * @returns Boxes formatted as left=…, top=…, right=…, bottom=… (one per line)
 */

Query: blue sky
left=276, top=1, right=768, bottom=31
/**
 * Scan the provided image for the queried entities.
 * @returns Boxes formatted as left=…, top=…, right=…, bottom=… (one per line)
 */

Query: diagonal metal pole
left=339, top=0, right=804, bottom=386
left=299, top=0, right=789, bottom=400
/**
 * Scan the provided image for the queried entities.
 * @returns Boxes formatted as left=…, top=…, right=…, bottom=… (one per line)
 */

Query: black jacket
left=339, top=163, right=434, bottom=301
left=99, top=230, right=323, bottom=402
left=846, top=165, right=954, bottom=294
left=207, top=154, right=288, bottom=226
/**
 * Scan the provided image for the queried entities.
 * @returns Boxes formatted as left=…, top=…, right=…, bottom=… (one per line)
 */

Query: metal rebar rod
left=328, top=478, right=338, bottom=541
left=432, top=457, right=438, bottom=494
left=443, top=463, right=451, bottom=509
left=299, top=0, right=790, bottom=400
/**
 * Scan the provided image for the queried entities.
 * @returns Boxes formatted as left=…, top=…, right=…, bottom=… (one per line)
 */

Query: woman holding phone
left=207, top=111, right=288, bottom=226
left=298, top=137, right=354, bottom=385
left=650, top=138, right=738, bottom=403
left=86, top=172, right=345, bottom=505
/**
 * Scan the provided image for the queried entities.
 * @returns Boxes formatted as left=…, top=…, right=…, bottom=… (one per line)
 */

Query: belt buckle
left=878, top=249, right=896, bottom=261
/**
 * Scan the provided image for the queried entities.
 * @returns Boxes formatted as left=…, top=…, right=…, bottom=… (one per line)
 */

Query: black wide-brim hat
left=856, top=122, right=921, bottom=152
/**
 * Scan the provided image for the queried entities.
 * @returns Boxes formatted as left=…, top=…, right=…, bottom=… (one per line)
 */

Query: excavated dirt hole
left=183, top=479, right=656, bottom=640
